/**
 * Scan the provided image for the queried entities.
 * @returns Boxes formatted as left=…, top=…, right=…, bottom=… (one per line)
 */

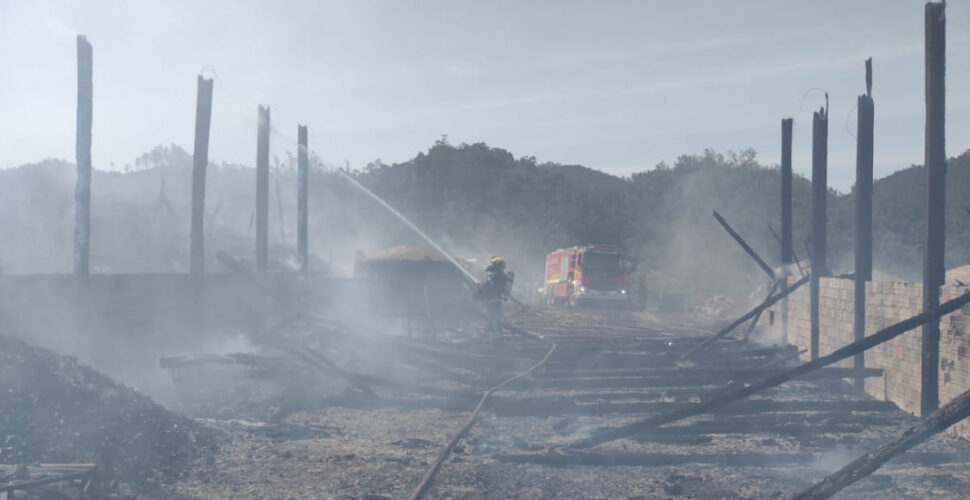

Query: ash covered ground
left=0, top=335, right=220, bottom=497
left=5, top=306, right=970, bottom=499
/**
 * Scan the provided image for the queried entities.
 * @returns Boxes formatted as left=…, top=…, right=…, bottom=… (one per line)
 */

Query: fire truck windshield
left=581, top=252, right=621, bottom=274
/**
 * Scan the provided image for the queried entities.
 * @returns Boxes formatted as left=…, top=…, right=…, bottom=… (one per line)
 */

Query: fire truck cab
left=543, top=244, right=630, bottom=306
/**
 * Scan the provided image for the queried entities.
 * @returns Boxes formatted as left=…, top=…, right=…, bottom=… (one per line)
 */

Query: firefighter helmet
left=489, top=256, right=506, bottom=269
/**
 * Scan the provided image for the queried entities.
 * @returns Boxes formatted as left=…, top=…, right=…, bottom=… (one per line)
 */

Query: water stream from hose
left=335, top=169, right=480, bottom=285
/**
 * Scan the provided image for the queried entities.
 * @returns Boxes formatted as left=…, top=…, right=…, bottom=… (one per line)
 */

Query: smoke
left=811, top=447, right=858, bottom=473
left=0, top=142, right=957, bottom=411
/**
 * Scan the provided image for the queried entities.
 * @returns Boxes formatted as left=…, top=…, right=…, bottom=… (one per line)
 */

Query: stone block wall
left=777, top=277, right=970, bottom=438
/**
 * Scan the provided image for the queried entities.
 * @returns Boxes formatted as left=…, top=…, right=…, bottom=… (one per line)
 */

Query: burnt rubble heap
left=0, top=335, right=219, bottom=488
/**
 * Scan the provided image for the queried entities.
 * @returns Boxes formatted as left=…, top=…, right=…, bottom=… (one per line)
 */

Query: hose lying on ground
left=407, top=341, right=558, bottom=500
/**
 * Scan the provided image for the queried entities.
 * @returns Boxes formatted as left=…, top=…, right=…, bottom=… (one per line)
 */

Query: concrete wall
left=778, top=277, right=970, bottom=438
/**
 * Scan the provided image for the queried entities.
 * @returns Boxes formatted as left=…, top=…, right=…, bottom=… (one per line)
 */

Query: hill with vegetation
left=2, top=140, right=969, bottom=302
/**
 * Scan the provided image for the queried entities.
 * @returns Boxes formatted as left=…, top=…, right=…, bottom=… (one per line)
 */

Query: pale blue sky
left=1, top=0, right=968, bottom=191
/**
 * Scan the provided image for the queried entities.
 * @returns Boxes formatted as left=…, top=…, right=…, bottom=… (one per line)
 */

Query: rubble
left=0, top=335, right=219, bottom=491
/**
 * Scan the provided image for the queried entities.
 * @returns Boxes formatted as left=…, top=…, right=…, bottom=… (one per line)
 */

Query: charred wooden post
left=795, top=384, right=970, bottom=500
left=810, top=103, right=829, bottom=360
left=297, top=125, right=309, bottom=273
left=255, top=105, right=271, bottom=273
left=781, top=118, right=794, bottom=343
left=190, top=76, right=214, bottom=281
left=679, top=275, right=808, bottom=360
left=712, top=210, right=775, bottom=279
left=770, top=225, right=803, bottom=275
left=73, top=36, right=93, bottom=279
left=921, top=1, right=946, bottom=415
left=853, top=59, right=874, bottom=391
left=744, top=279, right=781, bottom=342
left=571, top=291, right=970, bottom=449
left=276, top=177, right=285, bottom=242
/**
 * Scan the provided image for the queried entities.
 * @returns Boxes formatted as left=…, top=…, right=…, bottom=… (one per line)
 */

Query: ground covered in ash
left=169, top=385, right=970, bottom=500
left=155, top=308, right=970, bottom=499
left=0, top=335, right=220, bottom=493
left=10, top=306, right=970, bottom=499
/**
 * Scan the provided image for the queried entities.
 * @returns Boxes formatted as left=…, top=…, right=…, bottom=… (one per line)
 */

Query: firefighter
left=475, top=256, right=514, bottom=339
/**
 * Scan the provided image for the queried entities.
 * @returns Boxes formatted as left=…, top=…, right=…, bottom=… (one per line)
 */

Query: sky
left=1, top=0, right=968, bottom=191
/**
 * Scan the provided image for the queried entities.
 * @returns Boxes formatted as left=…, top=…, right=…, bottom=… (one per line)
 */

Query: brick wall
left=777, top=277, right=970, bottom=438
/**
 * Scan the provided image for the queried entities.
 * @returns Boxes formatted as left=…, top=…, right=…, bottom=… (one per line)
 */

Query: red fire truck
left=542, top=244, right=631, bottom=306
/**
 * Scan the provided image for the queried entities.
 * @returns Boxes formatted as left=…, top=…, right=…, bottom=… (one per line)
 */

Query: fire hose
left=407, top=341, right=557, bottom=500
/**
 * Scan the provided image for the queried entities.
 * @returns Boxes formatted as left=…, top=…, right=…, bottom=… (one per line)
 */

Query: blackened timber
left=745, top=279, right=780, bottom=341
left=498, top=452, right=818, bottom=468
left=514, top=367, right=885, bottom=391
left=532, top=365, right=883, bottom=379
left=190, top=76, right=214, bottom=280
left=276, top=177, right=285, bottom=241
left=810, top=103, right=829, bottom=360
left=0, top=469, right=95, bottom=494
left=570, top=291, right=970, bottom=449
left=712, top=210, right=775, bottom=279
left=297, top=124, right=309, bottom=272
left=922, top=1, right=946, bottom=415
left=854, top=60, right=874, bottom=391
left=73, top=36, right=93, bottom=278
left=781, top=117, right=794, bottom=343
left=795, top=384, right=970, bottom=500
left=769, top=225, right=803, bottom=275
left=501, top=449, right=970, bottom=469
left=679, top=275, right=809, bottom=361
left=255, top=105, right=271, bottom=272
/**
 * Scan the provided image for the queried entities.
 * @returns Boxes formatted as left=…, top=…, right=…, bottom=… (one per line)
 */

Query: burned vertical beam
left=297, top=125, right=309, bottom=273
left=780, top=118, right=794, bottom=344
left=73, top=36, right=93, bottom=279
left=255, top=105, right=271, bottom=273
left=922, top=1, right=946, bottom=415
left=854, top=59, right=874, bottom=391
left=190, top=76, right=214, bottom=280
left=810, top=102, right=829, bottom=360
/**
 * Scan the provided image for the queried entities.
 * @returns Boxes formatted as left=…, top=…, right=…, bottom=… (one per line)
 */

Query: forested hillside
left=2, top=141, right=969, bottom=301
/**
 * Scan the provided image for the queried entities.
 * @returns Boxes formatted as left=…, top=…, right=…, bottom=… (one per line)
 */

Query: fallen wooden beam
left=679, top=274, right=809, bottom=361
left=713, top=210, right=776, bottom=279
left=531, top=366, right=883, bottom=380
left=489, top=395, right=896, bottom=418
left=515, top=367, right=884, bottom=390
left=570, top=291, right=970, bottom=449
left=498, top=451, right=816, bottom=467
left=289, top=345, right=377, bottom=396
left=0, top=467, right=94, bottom=493
left=795, top=385, right=970, bottom=499
left=158, top=352, right=293, bottom=370
left=498, top=449, right=970, bottom=469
